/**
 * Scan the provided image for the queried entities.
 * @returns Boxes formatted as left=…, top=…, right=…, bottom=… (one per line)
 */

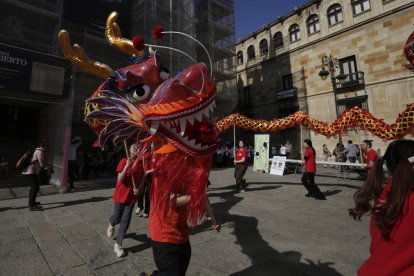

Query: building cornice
left=237, top=0, right=319, bottom=44
left=237, top=2, right=414, bottom=74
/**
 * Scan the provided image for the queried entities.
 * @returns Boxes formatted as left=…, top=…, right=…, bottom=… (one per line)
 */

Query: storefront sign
left=0, top=43, right=70, bottom=96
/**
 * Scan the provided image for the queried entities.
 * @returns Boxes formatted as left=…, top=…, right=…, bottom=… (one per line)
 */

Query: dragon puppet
left=59, top=12, right=414, bottom=223
left=59, top=12, right=217, bottom=224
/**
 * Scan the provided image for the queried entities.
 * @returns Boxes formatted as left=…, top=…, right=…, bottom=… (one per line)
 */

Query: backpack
left=16, top=150, right=35, bottom=171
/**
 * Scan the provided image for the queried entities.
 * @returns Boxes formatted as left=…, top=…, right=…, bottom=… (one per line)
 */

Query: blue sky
left=235, top=0, right=310, bottom=40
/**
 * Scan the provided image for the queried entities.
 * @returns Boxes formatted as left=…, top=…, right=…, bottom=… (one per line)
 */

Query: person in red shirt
left=145, top=146, right=212, bottom=276
left=349, top=140, right=414, bottom=275
left=361, top=139, right=378, bottom=174
left=106, top=143, right=143, bottom=257
left=301, top=139, right=326, bottom=200
left=234, top=140, right=248, bottom=192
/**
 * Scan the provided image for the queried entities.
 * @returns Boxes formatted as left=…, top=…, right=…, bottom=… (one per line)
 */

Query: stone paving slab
left=39, top=239, right=86, bottom=274
left=57, top=264, right=97, bottom=276
left=0, top=253, right=53, bottom=276
left=70, top=236, right=121, bottom=269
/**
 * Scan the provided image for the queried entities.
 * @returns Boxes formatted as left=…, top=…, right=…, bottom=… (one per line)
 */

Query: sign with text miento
left=270, top=156, right=286, bottom=176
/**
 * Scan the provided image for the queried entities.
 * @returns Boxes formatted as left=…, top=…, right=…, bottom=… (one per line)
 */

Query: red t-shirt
left=149, top=152, right=190, bottom=244
left=236, top=148, right=247, bottom=164
left=358, top=181, right=414, bottom=275
left=304, top=147, right=316, bottom=173
left=112, top=158, right=143, bottom=204
left=364, top=149, right=378, bottom=174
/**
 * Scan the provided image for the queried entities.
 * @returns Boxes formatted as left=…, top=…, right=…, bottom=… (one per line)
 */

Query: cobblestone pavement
left=0, top=166, right=369, bottom=275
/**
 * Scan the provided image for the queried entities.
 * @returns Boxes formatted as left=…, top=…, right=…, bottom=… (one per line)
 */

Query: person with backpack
left=20, top=140, right=53, bottom=211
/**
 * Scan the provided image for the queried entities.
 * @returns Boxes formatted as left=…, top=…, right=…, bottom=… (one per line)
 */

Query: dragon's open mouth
left=143, top=94, right=217, bottom=154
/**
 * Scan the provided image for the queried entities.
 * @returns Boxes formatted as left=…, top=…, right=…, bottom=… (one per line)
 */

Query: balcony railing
left=334, top=71, right=365, bottom=91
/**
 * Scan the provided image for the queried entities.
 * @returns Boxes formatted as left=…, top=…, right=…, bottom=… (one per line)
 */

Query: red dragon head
left=58, top=11, right=218, bottom=157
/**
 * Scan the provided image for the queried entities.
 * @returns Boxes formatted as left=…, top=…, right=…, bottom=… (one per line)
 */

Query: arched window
left=237, top=51, right=243, bottom=65
left=307, top=15, right=320, bottom=35
left=352, top=0, right=371, bottom=15
left=273, top=32, right=283, bottom=48
left=289, top=24, right=300, bottom=42
left=327, top=4, right=343, bottom=25
left=259, top=39, right=268, bottom=56
left=247, top=45, right=255, bottom=60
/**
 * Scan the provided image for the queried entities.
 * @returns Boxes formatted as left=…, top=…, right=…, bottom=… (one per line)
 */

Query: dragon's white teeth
left=179, top=118, right=187, bottom=136
left=195, top=111, right=203, bottom=122
left=212, top=100, right=216, bottom=108
left=187, top=138, right=196, bottom=147
left=202, top=107, right=210, bottom=118
left=208, top=102, right=214, bottom=112
left=149, top=122, right=159, bottom=135
left=187, top=115, right=195, bottom=125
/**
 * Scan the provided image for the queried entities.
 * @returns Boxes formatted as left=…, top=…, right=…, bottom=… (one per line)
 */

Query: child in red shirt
left=107, top=143, right=143, bottom=257
left=349, top=140, right=414, bottom=275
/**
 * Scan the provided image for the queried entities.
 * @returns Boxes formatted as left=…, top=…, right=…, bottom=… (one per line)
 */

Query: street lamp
left=318, top=54, right=344, bottom=144
left=318, top=55, right=346, bottom=85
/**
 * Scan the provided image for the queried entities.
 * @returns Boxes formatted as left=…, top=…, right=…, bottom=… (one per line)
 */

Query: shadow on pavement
left=0, top=196, right=112, bottom=213
left=200, top=186, right=342, bottom=275
left=210, top=181, right=359, bottom=191
left=124, top=233, right=151, bottom=253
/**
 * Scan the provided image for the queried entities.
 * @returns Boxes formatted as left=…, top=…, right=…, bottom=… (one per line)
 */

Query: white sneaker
left=135, top=207, right=142, bottom=215
left=106, top=224, right=114, bottom=238
left=114, top=243, right=125, bottom=257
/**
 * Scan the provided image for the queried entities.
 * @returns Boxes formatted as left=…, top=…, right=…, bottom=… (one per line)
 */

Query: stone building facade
left=236, top=0, right=414, bottom=157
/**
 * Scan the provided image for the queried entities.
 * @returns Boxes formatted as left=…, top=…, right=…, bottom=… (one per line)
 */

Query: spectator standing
left=349, top=140, right=414, bottom=275
left=22, top=140, right=54, bottom=211
left=279, top=144, right=287, bottom=157
left=271, top=145, right=277, bottom=156
left=67, top=137, right=82, bottom=192
left=285, top=140, right=292, bottom=158
left=361, top=139, right=378, bottom=174
left=83, top=151, right=100, bottom=179
left=342, top=140, right=359, bottom=163
left=301, top=139, right=326, bottom=200
left=322, top=144, right=332, bottom=168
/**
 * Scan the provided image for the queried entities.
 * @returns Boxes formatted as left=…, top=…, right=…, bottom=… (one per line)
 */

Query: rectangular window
left=282, top=74, right=293, bottom=90
left=340, top=56, right=358, bottom=81
left=352, top=0, right=371, bottom=15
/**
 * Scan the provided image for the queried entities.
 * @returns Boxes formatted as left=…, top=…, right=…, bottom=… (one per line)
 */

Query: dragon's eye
left=127, top=84, right=150, bottom=102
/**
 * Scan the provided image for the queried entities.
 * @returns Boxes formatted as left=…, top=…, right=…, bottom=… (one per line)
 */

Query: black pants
left=110, top=202, right=134, bottom=246
left=234, top=163, right=248, bottom=191
left=301, top=172, right=325, bottom=199
left=137, top=176, right=151, bottom=214
left=25, top=174, right=39, bottom=207
left=68, top=160, right=77, bottom=190
left=152, top=240, right=191, bottom=276
left=347, top=157, right=356, bottom=163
